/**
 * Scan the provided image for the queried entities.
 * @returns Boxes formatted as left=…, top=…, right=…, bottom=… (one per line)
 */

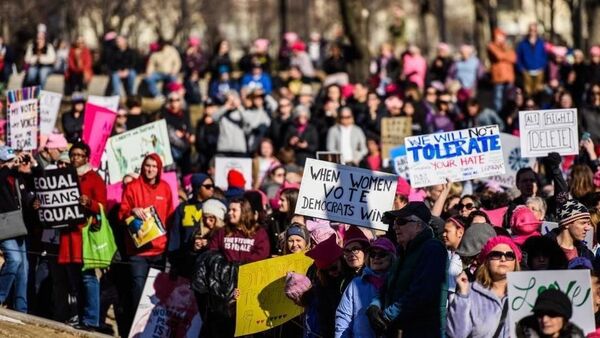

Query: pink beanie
left=45, top=133, right=68, bottom=149
left=284, top=272, right=312, bottom=303
left=510, top=205, right=542, bottom=245
left=479, top=236, right=522, bottom=263
left=306, top=219, right=336, bottom=245
left=396, top=177, right=411, bottom=196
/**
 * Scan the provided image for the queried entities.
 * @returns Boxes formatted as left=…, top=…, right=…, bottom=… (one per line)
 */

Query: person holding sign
left=447, top=236, right=522, bottom=338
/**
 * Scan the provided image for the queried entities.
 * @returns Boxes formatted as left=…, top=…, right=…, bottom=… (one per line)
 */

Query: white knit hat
left=202, top=199, right=227, bottom=221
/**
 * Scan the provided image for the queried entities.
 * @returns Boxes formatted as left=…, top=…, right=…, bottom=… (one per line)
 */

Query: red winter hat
left=291, top=41, right=306, bottom=52
left=305, top=234, right=343, bottom=270
left=343, top=226, right=370, bottom=248
left=227, top=169, right=246, bottom=189
left=479, top=236, right=522, bottom=263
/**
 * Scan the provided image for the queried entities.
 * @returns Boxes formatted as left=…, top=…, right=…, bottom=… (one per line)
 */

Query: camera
left=22, top=155, right=31, bottom=164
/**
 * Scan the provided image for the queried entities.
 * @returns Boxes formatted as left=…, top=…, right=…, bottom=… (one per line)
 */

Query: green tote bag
left=82, top=204, right=117, bottom=271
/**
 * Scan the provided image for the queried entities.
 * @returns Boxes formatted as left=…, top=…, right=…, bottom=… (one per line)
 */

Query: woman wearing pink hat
left=447, top=236, right=522, bottom=338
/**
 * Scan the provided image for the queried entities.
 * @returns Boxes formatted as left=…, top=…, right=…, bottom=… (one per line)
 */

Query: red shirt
left=208, top=227, right=270, bottom=264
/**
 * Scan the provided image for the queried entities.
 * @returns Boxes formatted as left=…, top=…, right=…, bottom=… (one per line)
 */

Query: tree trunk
left=474, top=0, right=489, bottom=63
left=338, top=0, right=370, bottom=83
left=571, top=0, right=583, bottom=49
left=550, top=0, right=555, bottom=42
left=588, top=0, right=600, bottom=46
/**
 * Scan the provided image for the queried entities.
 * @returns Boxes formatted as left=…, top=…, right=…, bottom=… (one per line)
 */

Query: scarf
left=76, top=163, right=92, bottom=176
left=365, top=273, right=386, bottom=291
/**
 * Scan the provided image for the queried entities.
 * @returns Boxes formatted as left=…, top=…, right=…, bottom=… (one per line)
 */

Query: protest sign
left=39, top=90, right=62, bottom=135
left=380, top=117, right=412, bottom=158
left=125, top=206, right=167, bottom=248
left=405, top=125, right=505, bottom=188
left=484, top=133, right=533, bottom=188
left=295, top=158, right=397, bottom=231
left=106, top=120, right=173, bottom=184
left=215, top=157, right=253, bottom=190
left=34, top=167, right=86, bottom=228
left=106, top=171, right=179, bottom=211
left=129, top=268, right=202, bottom=338
left=389, top=145, right=409, bottom=180
left=519, top=108, right=578, bottom=158
left=235, top=253, right=313, bottom=336
left=83, top=103, right=117, bottom=168
left=507, top=270, right=595, bottom=336
left=6, top=86, right=40, bottom=151
left=87, top=95, right=119, bottom=113
left=541, top=221, right=593, bottom=251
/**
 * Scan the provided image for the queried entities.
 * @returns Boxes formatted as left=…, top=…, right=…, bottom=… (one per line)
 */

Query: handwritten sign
left=6, top=86, right=40, bottom=151
left=33, top=167, right=86, bottom=228
left=129, top=268, right=202, bottom=338
left=484, top=133, right=533, bottom=188
left=214, top=157, right=253, bottom=190
left=295, top=158, right=397, bottom=231
left=380, top=117, right=412, bottom=158
left=39, top=90, right=62, bottom=135
left=389, top=145, right=409, bottom=180
left=87, top=95, right=119, bottom=113
left=83, top=103, right=117, bottom=168
left=519, top=109, right=578, bottom=158
left=507, top=270, right=595, bottom=335
left=235, top=253, right=313, bottom=336
left=405, top=125, right=505, bottom=188
left=106, top=120, right=173, bottom=184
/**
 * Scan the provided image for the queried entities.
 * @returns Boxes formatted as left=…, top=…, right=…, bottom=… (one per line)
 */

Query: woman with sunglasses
left=340, top=226, right=371, bottom=292
left=456, top=195, right=481, bottom=218
left=447, top=236, right=522, bottom=338
left=335, top=238, right=396, bottom=338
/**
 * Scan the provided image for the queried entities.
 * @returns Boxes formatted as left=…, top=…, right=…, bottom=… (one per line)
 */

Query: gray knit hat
left=558, top=199, right=590, bottom=227
left=456, top=223, right=497, bottom=257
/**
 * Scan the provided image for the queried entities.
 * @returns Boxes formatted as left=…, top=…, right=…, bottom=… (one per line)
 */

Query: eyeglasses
left=343, top=246, right=364, bottom=255
left=370, top=251, right=389, bottom=259
left=201, top=184, right=214, bottom=189
left=487, top=250, right=517, bottom=261
left=456, top=203, right=476, bottom=210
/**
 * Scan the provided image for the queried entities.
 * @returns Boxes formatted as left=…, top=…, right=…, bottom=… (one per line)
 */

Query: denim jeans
left=493, top=83, right=513, bottom=112
left=0, top=238, right=28, bottom=312
left=110, top=69, right=137, bottom=96
left=25, top=65, right=53, bottom=89
left=144, top=72, right=177, bottom=97
left=66, top=265, right=100, bottom=327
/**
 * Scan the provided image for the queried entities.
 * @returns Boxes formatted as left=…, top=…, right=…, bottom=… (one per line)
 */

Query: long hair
left=225, top=198, right=260, bottom=237
left=569, top=164, right=594, bottom=200
left=280, top=188, right=299, bottom=220
left=476, top=255, right=520, bottom=289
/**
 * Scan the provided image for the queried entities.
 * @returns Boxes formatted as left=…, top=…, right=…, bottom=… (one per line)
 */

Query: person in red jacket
left=118, top=153, right=173, bottom=333
left=65, top=36, right=93, bottom=95
left=58, top=142, right=107, bottom=330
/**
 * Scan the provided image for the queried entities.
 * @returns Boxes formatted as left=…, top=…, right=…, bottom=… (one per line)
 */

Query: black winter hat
left=532, top=289, right=573, bottom=319
left=382, top=201, right=431, bottom=225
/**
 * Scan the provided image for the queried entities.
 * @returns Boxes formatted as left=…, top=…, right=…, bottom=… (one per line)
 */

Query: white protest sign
left=389, top=145, right=409, bottom=180
left=519, top=108, right=578, bottom=158
left=508, top=270, right=595, bottom=336
left=541, top=221, right=594, bottom=251
left=39, top=90, right=62, bottom=135
left=6, top=87, right=40, bottom=151
left=214, top=157, right=253, bottom=190
left=484, top=133, right=533, bottom=188
left=87, top=95, right=120, bottom=113
left=295, top=158, right=397, bottom=231
left=106, top=120, right=173, bottom=184
left=405, top=125, right=505, bottom=188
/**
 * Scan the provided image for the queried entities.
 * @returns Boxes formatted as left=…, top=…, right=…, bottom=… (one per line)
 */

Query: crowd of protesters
left=2, top=19, right=600, bottom=338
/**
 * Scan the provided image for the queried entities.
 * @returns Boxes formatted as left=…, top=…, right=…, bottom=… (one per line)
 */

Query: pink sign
left=83, top=103, right=116, bottom=168
left=105, top=171, right=180, bottom=211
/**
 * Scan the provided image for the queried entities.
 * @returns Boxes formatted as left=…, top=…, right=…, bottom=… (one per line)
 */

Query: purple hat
left=370, top=238, right=396, bottom=256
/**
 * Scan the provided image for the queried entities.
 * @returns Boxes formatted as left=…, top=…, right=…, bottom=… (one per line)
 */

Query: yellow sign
left=125, top=206, right=166, bottom=248
left=235, top=253, right=313, bottom=336
left=381, top=116, right=412, bottom=157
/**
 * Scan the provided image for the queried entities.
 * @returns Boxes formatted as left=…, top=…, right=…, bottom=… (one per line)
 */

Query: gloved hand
left=366, top=305, right=389, bottom=334
left=543, top=152, right=562, bottom=170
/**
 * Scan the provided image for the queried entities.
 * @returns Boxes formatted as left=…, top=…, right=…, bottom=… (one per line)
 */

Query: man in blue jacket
left=517, top=23, right=548, bottom=96
left=367, top=202, right=448, bottom=338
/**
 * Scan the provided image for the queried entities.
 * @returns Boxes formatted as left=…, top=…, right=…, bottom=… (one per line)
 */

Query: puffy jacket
left=447, top=281, right=509, bottom=338
left=146, top=45, right=181, bottom=75
left=191, top=250, right=239, bottom=316
left=118, top=154, right=174, bottom=256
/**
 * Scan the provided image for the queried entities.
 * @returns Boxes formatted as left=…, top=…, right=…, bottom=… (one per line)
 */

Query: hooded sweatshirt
left=119, top=153, right=174, bottom=256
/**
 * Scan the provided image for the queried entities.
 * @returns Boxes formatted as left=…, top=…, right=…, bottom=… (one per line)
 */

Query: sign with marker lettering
left=6, top=86, right=40, bottom=151
left=405, top=125, right=505, bottom=188
left=33, top=167, right=86, bottom=228
left=484, top=133, right=533, bottom=188
left=380, top=117, right=412, bottom=158
left=83, top=103, right=117, bottom=169
left=519, top=109, right=578, bottom=158
left=235, top=253, right=313, bottom=336
left=508, top=270, right=594, bottom=336
left=295, top=158, right=397, bottom=231
left=39, top=90, right=62, bottom=135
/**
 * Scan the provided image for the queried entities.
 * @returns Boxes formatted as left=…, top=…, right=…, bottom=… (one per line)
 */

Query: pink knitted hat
left=510, top=205, right=542, bottom=245
left=306, top=219, right=336, bottom=245
left=479, top=236, right=522, bottom=263
left=284, top=272, right=312, bottom=303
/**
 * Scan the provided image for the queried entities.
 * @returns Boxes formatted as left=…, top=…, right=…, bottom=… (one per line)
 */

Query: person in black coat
left=195, top=100, right=220, bottom=172
left=283, top=105, right=319, bottom=166
left=107, top=36, right=139, bottom=96
left=61, top=94, right=86, bottom=143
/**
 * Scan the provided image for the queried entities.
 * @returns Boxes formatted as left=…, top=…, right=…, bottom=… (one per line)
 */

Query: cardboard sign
left=39, top=90, right=62, bottom=135
left=125, top=206, right=167, bottom=248
left=214, top=157, right=253, bottom=190
left=541, top=221, right=594, bottom=251
left=484, top=133, right=533, bottom=188
left=235, top=253, right=313, bottom=336
left=129, top=268, right=202, bottom=338
left=106, top=120, right=173, bottom=184
left=380, top=117, right=412, bottom=158
left=519, top=109, right=578, bottom=158
left=83, top=103, right=117, bottom=168
left=34, top=167, right=86, bottom=228
left=295, top=158, right=397, bottom=231
left=405, top=125, right=505, bottom=188
left=6, top=86, right=40, bottom=151
left=389, top=145, right=409, bottom=180
left=507, top=270, right=595, bottom=336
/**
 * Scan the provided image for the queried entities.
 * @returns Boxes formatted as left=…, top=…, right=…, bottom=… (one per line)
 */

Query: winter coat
left=118, top=154, right=174, bottom=257
left=240, top=73, right=273, bottom=94
left=146, top=45, right=181, bottom=75
left=450, top=56, right=482, bottom=90
left=61, top=110, right=84, bottom=143
left=58, top=168, right=106, bottom=264
left=335, top=267, right=384, bottom=338
left=447, top=281, right=509, bottom=338
left=24, top=42, right=56, bottom=66
left=516, top=314, right=585, bottom=338
left=66, top=47, right=93, bottom=82
left=107, top=47, right=137, bottom=71
left=402, top=53, right=427, bottom=89
left=284, top=123, right=319, bottom=166
left=167, top=199, right=204, bottom=275
left=326, top=124, right=368, bottom=164
left=487, top=42, right=517, bottom=84
left=191, top=250, right=239, bottom=316
left=208, top=227, right=270, bottom=264
left=545, top=228, right=595, bottom=263
left=516, top=38, right=548, bottom=72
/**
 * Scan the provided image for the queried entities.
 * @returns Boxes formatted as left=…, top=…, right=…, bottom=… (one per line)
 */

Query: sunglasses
left=370, top=251, right=389, bottom=259
left=455, top=203, right=476, bottom=210
left=202, top=184, right=214, bottom=189
left=343, top=246, right=364, bottom=255
left=488, top=250, right=517, bottom=261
